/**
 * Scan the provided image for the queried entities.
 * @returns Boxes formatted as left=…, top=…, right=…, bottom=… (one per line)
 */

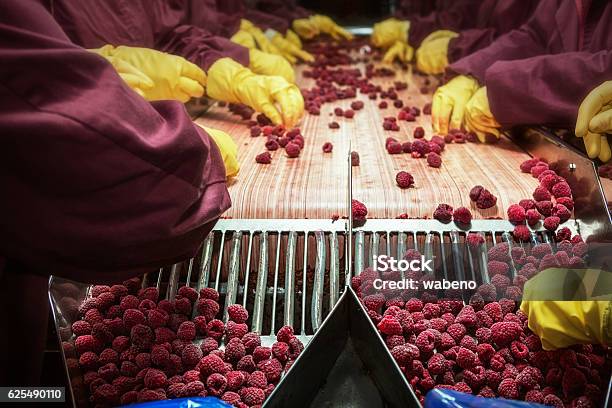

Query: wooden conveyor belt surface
left=195, top=64, right=540, bottom=220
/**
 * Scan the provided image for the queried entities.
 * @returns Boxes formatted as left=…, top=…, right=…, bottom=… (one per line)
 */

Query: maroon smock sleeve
left=0, top=0, right=230, bottom=384
left=447, top=0, right=540, bottom=63
left=187, top=0, right=243, bottom=38
left=394, top=0, right=437, bottom=20
left=408, top=0, right=480, bottom=48
left=254, top=0, right=312, bottom=22
left=486, top=51, right=612, bottom=128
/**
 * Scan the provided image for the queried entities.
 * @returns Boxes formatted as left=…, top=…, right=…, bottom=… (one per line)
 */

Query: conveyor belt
left=195, top=64, right=540, bottom=220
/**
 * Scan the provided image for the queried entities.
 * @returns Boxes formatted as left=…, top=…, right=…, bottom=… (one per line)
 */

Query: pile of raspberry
left=385, top=127, right=445, bottom=169
left=511, top=158, right=574, bottom=238
left=251, top=123, right=305, bottom=164
left=65, top=279, right=302, bottom=407
left=352, top=246, right=610, bottom=407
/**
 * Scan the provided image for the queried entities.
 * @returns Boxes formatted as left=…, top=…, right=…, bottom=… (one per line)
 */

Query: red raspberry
left=466, top=233, right=485, bottom=248
left=250, top=126, right=262, bottom=137
left=552, top=182, right=572, bottom=198
left=247, top=370, right=268, bottom=389
left=413, top=126, right=425, bottom=138
left=487, top=260, right=509, bottom=278
left=351, top=100, right=364, bottom=110
left=498, top=378, right=519, bottom=399
left=334, top=107, right=344, bottom=117
left=386, top=141, right=403, bottom=154
left=391, top=344, right=419, bottom=366
left=176, top=321, right=195, bottom=341
left=275, top=325, right=294, bottom=343
left=265, top=139, right=280, bottom=151
left=199, top=288, right=219, bottom=301
left=557, top=196, right=574, bottom=210
left=225, top=338, right=246, bottom=362
left=525, top=209, right=540, bottom=226
left=377, top=315, right=403, bottom=336
left=285, top=142, right=301, bottom=158
left=525, top=390, right=545, bottom=403
left=322, top=142, right=333, bottom=153
left=378, top=101, right=388, bottom=109
left=533, top=186, right=552, bottom=201
left=119, top=295, right=139, bottom=312
left=226, top=321, right=248, bottom=340
left=252, top=346, right=271, bottom=363
left=456, top=347, right=476, bottom=369
left=352, top=199, right=368, bottom=222
left=543, top=216, right=560, bottom=231
left=240, top=387, right=265, bottom=406
left=415, top=330, right=436, bottom=354
left=535, top=200, right=553, bottom=216
left=507, top=204, right=526, bottom=224
left=123, top=308, right=146, bottom=329
left=344, top=109, right=355, bottom=118
left=476, top=190, right=497, bottom=209
left=259, top=358, right=282, bottom=383
left=412, top=139, right=430, bottom=156
left=144, top=368, right=167, bottom=389
left=72, top=320, right=92, bottom=336
left=553, top=203, right=571, bottom=223
left=531, top=164, right=549, bottom=178
left=287, top=337, right=304, bottom=360
left=543, top=394, right=564, bottom=408
left=455, top=306, right=477, bottom=327
left=516, top=366, right=542, bottom=390
left=433, top=203, right=453, bottom=223
left=562, top=368, right=587, bottom=399
left=272, top=342, right=289, bottom=363
left=255, top=152, right=272, bottom=164
left=206, top=373, right=227, bottom=396
left=200, top=354, right=227, bottom=377
left=452, top=207, right=472, bottom=225
left=225, top=304, right=248, bottom=324
left=328, top=121, right=340, bottom=129
left=491, top=321, right=521, bottom=346
left=237, top=355, right=256, bottom=373
left=396, top=171, right=414, bottom=188
left=427, top=353, right=447, bottom=374
left=426, top=152, right=442, bottom=168
left=513, top=224, right=531, bottom=242
left=351, top=151, right=360, bottom=166
left=520, top=158, right=542, bottom=173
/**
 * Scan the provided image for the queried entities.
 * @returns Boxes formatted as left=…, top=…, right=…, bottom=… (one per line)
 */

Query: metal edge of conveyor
left=263, top=288, right=419, bottom=408
left=508, top=126, right=612, bottom=240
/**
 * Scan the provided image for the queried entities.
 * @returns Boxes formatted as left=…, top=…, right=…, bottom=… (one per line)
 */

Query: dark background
left=296, top=0, right=395, bottom=25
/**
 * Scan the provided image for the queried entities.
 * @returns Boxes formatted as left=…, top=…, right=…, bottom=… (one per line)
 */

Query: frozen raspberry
left=477, top=343, right=495, bottom=364
left=119, top=295, right=139, bottom=312
left=456, top=306, right=477, bottom=327
left=487, top=260, right=509, bottom=277
left=396, top=171, right=414, bottom=188
left=78, top=351, right=99, bottom=370
left=415, top=330, right=436, bottom=354
left=543, top=216, right=560, bottom=231
left=265, top=139, right=279, bottom=151
left=386, top=141, right=403, bottom=154
left=553, top=203, right=571, bottom=222
left=477, top=190, right=497, bottom=209
left=144, top=368, right=167, bottom=389
left=240, top=387, right=265, bottom=406
left=491, top=321, right=521, bottom=346
left=350, top=100, right=364, bottom=110
left=446, top=323, right=467, bottom=342
left=226, top=321, right=248, bottom=340
left=176, top=321, right=195, bottom=341
left=344, top=109, right=355, bottom=119
left=535, top=200, right=553, bottom=216
left=477, top=284, right=497, bottom=302
left=426, top=152, right=442, bottom=168
left=252, top=346, right=272, bottom=364
left=533, top=186, right=552, bottom=201
left=552, top=182, right=572, bottom=198
left=391, top=344, right=419, bottom=366
left=557, top=196, right=574, bottom=210
left=377, top=315, right=403, bottom=336
left=250, top=126, right=262, bottom=137
left=513, top=224, right=531, bottom=242
left=555, top=226, right=572, bottom=242
left=334, top=107, right=344, bottom=117
left=350, top=151, right=360, bottom=166
left=275, top=325, right=294, bottom=343
left=259, top=358, right=282, bottom=383
left=498, top=378, right=520, bottom=399
left=562, top=367, right=587, bottom=399
left=467, top=233, right=485, bottom=248
left=226, top=304, right=248, bottom=324
left=285, top=142, right=301, bottom=158
left=469, top=185, right=484, bottom=201
left=328, top=121, right=340, bottom=129
left=457, top=347, right=476, bottom=369
left=237, top=355, right=256, bottom=373
left=206, top=372, right=227, bottom=396
left=539, top=173, right=563, bottom=190
left=518, top=199, right=535, bottom=211
left=427, top=353, right=447, bottom=375
left=123, top=308, right=146, bottom=329
left=453, top=207, right=472, bottom=225
left=255, top=152, right=272, bottom=164
left=516, top=366, right=542, bottom=390
left=412, top=139, right=430, bottom=156
left=525, top=209, right=540, bottom=226
left=352, top=199, right=368, bottom=222
left=525, top=390, right=545, bottom=403
left=247, top=370, right=267, bottom=389
left=321, top=142, right=334, bottom=153
left=433, top=203, right=453, bottom=223
left=531, top=164, right=549, bottom=178
left=413, top=126, right=425, bottom=139
left=428, top=141, right=442, bottom=154
left=200, top=354, right=227, bottom=377
left=72, top=320, right=92, bottom=336
left=507, top=204, right=526, bottom=224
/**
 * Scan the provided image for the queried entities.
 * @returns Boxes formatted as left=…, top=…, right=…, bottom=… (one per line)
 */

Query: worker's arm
left=0, top=0, right=230, bottom=282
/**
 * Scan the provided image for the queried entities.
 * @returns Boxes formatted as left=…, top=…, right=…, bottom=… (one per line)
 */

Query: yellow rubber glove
left=240, top=19, right=284, bottom=57
left=265, top=29, right=314, bottom=63
left=415, top=31, right=459, bottom=75
left=371, top=18, right=409, bottom=48
left=382, top=41, right=414, bottom=63
left=431, top=75, right=479, bottom=134
left=206, top=58, right=304, bottom=128
left=230, top=30, right=256, bottom=49
left=91, top=45, right=205, bottom=103
left=90, top=47, right=154, bottom=97
left=309, top=15, right=353, bottom=41
left=285, top=29, right=302, bottom=48
left=520, top=267, right=612, bottom=350
left=464, top=87, right=501, bottom=142
left=249, top=49, right=295, bottom=83
left=576, top=81, right=612, bottom=162
left=196, top=124, right=239, bottom=178
left=292, top=18, right=320, bottom=40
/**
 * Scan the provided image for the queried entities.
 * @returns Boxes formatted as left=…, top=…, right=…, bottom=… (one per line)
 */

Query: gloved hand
left=415, top=30, right=459, bottom=74
left=520, top=267, right=611, bottom=350
left=576, top=81, right=612, bottom=162
left=431, top=75, right=479, bottom=134
left=230, top=30, right=256, bottom=49
left=308, top=15, right=353, bottom=41
left=196, top=124, right=239, bottom=178
left=292, top=18, right=320, bottom=40
left=464, top=87, right=501, bottom=142
left=371, top=18, right=409, bottom=48
left=382, top=41, right=414, bottom=64
left=206, top=58, right=304, bottom=128
left=249, top=49, right=295, bottom=83
left=91, top=48, right=154, bottom=97
left=240, top=19, right=284, bottom=57
left=91, top=45, right=205, bottom=102
left=285, top=29, right=302, bottom=48
left=265, top=29, right=314, bottom=63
